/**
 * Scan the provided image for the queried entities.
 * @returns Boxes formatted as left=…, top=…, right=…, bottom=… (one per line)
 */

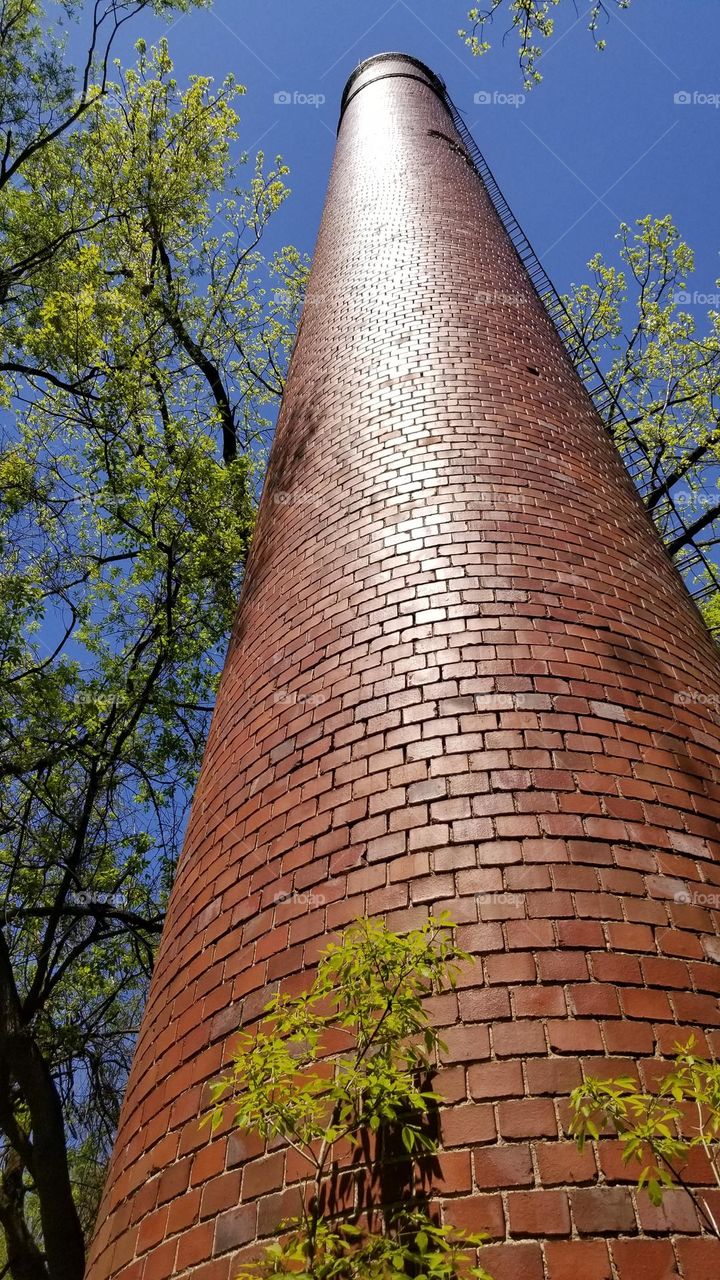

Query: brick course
left=86, top=53, right=720, bottom=1280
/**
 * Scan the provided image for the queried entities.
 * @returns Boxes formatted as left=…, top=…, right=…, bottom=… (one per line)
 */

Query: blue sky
left=120, top=0, right=720, bottom=304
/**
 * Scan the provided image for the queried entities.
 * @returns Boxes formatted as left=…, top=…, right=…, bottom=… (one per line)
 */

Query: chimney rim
left=339, top=52, right=448, bottom=126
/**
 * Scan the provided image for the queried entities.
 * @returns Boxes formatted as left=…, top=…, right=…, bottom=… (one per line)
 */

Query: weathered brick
left=469, top=1060, right=524, bottom=1100
left=497, top=1098, right=557, bottom=1139
left=507, top=1190, right=571, bottom=1237
left=546, top=1240, right=612, bottom=1280
left=674, top=1238, right=720, bottom=1279
left=536, top=1141, right=596, bottom=1185
left=474, top=1145, right=534, bottom=1189
left=478, top=1243, right=544, bottom=1280
left=610, top=1239, right=678, bottom=1280
left=571, top=1187, right=636, bottom=1234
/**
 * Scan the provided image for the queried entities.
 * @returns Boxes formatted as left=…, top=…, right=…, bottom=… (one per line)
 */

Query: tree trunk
left=0, top=934, right=85, bottom=1280
left=5, top=1035, right=86, bottom=1280
left=0, top=1151, right=48, bottom=1280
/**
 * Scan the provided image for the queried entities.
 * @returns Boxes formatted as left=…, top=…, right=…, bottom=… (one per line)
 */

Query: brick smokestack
left=87, top=53, right=720, bottom=1280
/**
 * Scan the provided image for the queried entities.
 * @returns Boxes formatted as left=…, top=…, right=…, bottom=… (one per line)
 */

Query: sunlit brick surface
left=87, top=54, right=720, bottom=1280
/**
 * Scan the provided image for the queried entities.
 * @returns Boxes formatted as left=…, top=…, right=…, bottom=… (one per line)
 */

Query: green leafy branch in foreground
left=570, top=1037, right=720, bottom=1235
left=206, top=915, right=492, bottom=1280
left=459, top=0, right=631, bottom=88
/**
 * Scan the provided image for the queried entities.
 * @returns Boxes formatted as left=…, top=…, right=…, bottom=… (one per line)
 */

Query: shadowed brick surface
left=87, top=53, right=720, bottom=1280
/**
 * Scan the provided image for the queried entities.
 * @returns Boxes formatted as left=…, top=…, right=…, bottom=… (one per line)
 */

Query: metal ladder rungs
left=445, top=94, right=720, bottom=619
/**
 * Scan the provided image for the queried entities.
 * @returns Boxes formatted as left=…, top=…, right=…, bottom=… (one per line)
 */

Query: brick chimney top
left=338, top=51, right=449, bottom=127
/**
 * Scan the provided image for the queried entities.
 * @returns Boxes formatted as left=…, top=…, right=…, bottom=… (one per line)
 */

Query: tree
left=0, top=1, right=209, bottom=193
left=570, top=1037, right=720, bottom=1236
left=207, top=916, right=491, bottom=1280
left=459, top=0, right=632, bottom=87
left=0, top=6, right=306, bottom=1277
left=562, top=215, right=720, bottom=628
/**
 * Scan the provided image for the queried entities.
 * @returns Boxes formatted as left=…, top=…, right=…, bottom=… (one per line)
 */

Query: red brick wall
left=87, top=53, right=720, bottom=1280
